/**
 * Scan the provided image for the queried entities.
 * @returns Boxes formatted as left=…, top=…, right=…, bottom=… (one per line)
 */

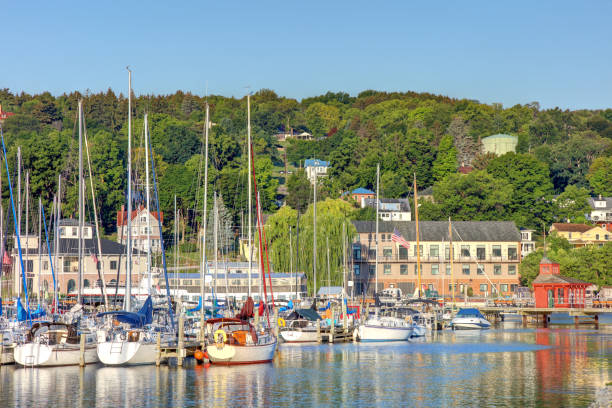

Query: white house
left=588, top=196, right=612, bottom=223
left=362, top=198, right=412, bottom=221
left=520, top=229, right=536, bottom=259
left=304, top=158, right=329, bottom=184
left=117, top=205, right=163, bottom=252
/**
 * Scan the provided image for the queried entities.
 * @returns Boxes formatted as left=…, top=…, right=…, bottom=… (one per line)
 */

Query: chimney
left=599, top=194, right=602, bottom=200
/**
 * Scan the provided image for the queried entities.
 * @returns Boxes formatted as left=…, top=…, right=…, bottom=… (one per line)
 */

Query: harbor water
left=0, top=321, right=610, bottom=407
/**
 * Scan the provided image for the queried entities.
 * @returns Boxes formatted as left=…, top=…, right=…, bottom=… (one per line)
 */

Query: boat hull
left=14, top=343, right=98, bottom=367
left=280, top=330, right=319, bottom=343
left=358, top=325, right=411, bottom=342
left=207, top=339, right=277, bottom=365
left=97, top=341, right=158, bottom=366
left=451, top=317, right=491, bottom=330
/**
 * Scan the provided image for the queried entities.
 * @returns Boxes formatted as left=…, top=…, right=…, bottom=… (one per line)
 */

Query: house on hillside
left=348, top=188, right=376, bottom=206
left=587, top=196, right=612, bottom=231
left=520, top=229, right=536, bottom=259
left=0, top=105, right=15, bottom=123
left=117, top=205, right=163, bottom=252
left=550, top=223, right=611, bottom=247
left=304, top=158, right=329, bottom=184
left=275, top=130, right=313, bottom=142
left=481, top=134, right=518, bottom=155
left=362, top=198, right=411, bottom=221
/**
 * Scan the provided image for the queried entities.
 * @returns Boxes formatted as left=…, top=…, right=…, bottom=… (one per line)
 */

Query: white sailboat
left=357, top=316, right=412, bottom=342
left=14, top=322, right=98, bottom=366
left=206, top=317, right=277, bottom=365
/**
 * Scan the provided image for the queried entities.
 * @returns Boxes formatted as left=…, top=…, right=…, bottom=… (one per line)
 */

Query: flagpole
left=414, top=173, right=421, bottom=299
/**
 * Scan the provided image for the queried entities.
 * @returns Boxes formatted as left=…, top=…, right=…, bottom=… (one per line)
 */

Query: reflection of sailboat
left=0, top=328, right=16, bottom=364
left=14, top=322, right=98, bottom=366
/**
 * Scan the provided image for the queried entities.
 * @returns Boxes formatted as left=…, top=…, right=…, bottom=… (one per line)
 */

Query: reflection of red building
left=533, top=258, right=590, bottom=308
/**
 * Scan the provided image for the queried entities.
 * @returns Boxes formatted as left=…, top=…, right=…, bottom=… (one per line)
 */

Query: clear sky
left=2, top=1, right=611, bottom=109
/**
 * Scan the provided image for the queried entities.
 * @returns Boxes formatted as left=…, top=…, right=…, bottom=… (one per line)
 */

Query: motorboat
left=14, top=322, right=98, bottom=367
left=357, top=316, right=412, bottom=342
left=205, top=317, right=277, bottom=365
left=450, top=308, right=491, bottom=330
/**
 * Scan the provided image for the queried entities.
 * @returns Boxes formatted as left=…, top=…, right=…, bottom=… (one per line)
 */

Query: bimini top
left=456, top=308, right=485, bottom=318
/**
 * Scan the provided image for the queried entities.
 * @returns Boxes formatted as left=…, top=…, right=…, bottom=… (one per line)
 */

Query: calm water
left=0, top=322, right=610, bottom=408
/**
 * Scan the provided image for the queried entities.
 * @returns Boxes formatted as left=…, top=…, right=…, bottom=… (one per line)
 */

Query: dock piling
left=79, top=333, right=86, bottom=367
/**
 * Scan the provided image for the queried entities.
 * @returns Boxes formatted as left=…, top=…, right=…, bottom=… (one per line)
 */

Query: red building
left=533, top=257, right=590, bottom=308
left=0, top=105, right=15, bottom=122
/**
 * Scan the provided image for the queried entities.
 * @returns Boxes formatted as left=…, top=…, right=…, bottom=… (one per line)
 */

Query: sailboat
left=206, top=94, right=277, bottom=365
left=97, top=72, right=172, bottom=365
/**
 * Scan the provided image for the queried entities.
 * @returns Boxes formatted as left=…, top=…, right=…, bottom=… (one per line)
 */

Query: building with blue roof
left=304, top=158, right=330, bottom=184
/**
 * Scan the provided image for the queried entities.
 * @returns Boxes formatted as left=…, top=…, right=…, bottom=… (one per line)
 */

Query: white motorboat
left=14, top=322, right=98, bottom=367
left=450, top=308, right=491, bottom=330
left=357, top=316, right=412, bottom=342
left=206, top=318, right=277, bottom=365
left=279, top=308, right=323, bottom=344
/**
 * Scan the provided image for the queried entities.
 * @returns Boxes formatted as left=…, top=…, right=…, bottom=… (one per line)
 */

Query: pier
left=478, top=307, right=608, bottom=329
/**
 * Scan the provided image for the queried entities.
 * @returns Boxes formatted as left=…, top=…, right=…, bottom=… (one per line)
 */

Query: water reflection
left=0, top=325, right=609, bottom=408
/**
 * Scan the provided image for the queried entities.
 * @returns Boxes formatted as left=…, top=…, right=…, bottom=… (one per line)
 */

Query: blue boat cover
left=98, top=296, right=153, bottom=328
left=0, top=297, right=2, bottom=316
left=30, top=304, right=46, bottom=319
left=186, top=296, right=202, bottom=313
left=17, top=298, right=28, bottom=321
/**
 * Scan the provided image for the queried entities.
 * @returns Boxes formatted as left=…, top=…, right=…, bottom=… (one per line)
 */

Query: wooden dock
left=478, top=307, right=608, bottom=328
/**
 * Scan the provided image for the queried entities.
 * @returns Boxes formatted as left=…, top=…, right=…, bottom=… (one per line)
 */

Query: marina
left=0, top=321, right=609, bottom=407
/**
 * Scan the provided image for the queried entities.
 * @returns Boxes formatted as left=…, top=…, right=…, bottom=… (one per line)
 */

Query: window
left=508, top=246, right=518, bottom=260
left=141, top=216, right=147, bottom=223
left=414, top=264, right=418, bottom=275
left=368, top=249, right=376, bottom=259
left=508, top=265, right=516, bottom=275
left=492, top=245, right=502, bottom=257
left=606, top=235, right=610, bottom=240
left=400, top=265, right=408, bottom=275
left=430, top=245, right=439, bottom=257
left=449, top=283, right=456, bottom=292
left=500, top=284, right=508, bottom=292
left=510, top=284, right=518, bottom=292
left=369, top=265, right=376, bottom=275
left=413, top=245, right=423, bottom=257
left=462, top=264, right=470, bottom=275
left=353, top=245, right=361, bottom=260
left=477, top=246, right=486, bottom=260
left=431, top=264, right=439, bottom=275
left=43, top=261, right=48, bottom=270
left=399, top=247, right=408, bottom=260
left=477, top=264, right=484, bottom=275
left=480, top=284, right=488, bottom=293
left=383, top=247, right=392, bottom=258
left=461, top=245, right=470, bottom=257
left=445, top=245, right=450, bottom=260
left=26, top=260, right=34, bottom=273
left=84, top=279, right=90, bottom=288
left=494, top=265, right=502, bottom=275
left=110, top=261, right=118, bottom=270
left=182, top=279, right=193, bottom=286
left=72, top=227, right=78, bottom=237
left=67, top=279, right=76, bottom=293
left=384, top=264, right=391, bottom=275
left=353, top=264, right=360, bottom=276
left=445, top=264, right=451, bottom=275
left=595, top=234, right=600, bottom=240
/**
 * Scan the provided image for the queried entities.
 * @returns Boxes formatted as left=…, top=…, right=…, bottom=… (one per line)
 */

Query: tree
left=305, top=102, right=340, bottom=136
left=487, top=153, right=554, bottom=229
left=285, top=169, right=311, bottom=213
left=554, top=185, right=591, bottom=223
left=432, top=134, right=457, bottom=182
left=587, top=156, right=612, bottom=196
left=447, top=116, right=476, bottom=165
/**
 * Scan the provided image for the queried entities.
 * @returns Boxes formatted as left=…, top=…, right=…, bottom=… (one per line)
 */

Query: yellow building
left=550, top=223, right=611, bottom=247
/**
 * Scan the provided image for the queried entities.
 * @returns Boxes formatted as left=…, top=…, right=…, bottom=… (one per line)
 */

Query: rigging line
left=452, top=225, right=499, bottom=294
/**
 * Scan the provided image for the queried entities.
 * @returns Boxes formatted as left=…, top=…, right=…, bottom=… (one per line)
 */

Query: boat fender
left=214, top=329, right=227, bottom=347
left=194, top=350, right=205, bottom=362
left=277, top=317, right=286, bottom=328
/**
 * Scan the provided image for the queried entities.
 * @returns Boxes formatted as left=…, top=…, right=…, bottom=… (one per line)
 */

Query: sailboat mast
left=125, top=68, right=133, bottom=312
left=78, top=100, right=84, bottom=304
left=38, top=198, right=41, bottom=303
left=144, top=114, right=152, bottom=295
left=17, top=147, right=21, bottom=299
left=313, top=173, right=317, bottom=298
left=289, top=226, right=293, bottom=296
left=55, top=176, right=61, bottom=307
left=342, top=222, right=347, bottom=300
left=201, top=103, right=209, bottom=327
left=295, top=213, right=300, bottom=300
left=247, top=94, right=252, bottom=298
left=375, top=163, right=379, bottom=295
left=449, top=217, right=454, bottom=306
left=414, top=173, right=421, bottom=298
left=25, top=172, right=29, bottom=300
left=213, top=192, right=218, bottom=311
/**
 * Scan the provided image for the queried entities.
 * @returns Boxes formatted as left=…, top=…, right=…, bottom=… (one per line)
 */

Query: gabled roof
left=551, top=223, right=592, bottom=233
left=533, top=274, right=590, bottom=285
left=52, top=237, right=140, bottom=256
left=352, top=187, right=375, bottom=195
left=304, top=158, right=329, bottom=168
left=363, top=198, right=411, bottom=212
left=588, top=197, right=612, bottom=211
left=317, top=286, right=344, bottom=296
left=353, top=220, right=521, bottom=242
left=117, top=205, right=163, bottom=226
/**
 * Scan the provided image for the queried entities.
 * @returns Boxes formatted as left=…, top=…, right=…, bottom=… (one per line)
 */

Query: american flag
left=391, top=228, right=410, bottom=249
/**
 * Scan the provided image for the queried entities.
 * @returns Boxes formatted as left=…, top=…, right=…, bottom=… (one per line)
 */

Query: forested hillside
left=1, top=88, right=610, bottom=238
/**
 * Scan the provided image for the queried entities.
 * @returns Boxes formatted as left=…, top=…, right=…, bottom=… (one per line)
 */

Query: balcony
left=354, top=253, right=520, bottom=263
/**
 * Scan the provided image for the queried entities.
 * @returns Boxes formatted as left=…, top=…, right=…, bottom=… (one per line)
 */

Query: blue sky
left=2, top=1, right=611, bottom=109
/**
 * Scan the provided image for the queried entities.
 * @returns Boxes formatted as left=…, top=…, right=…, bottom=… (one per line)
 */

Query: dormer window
left=72, top=227, right=78, bottom=237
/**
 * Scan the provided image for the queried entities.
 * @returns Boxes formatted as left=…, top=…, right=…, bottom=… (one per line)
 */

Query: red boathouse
left=533, top=257, right=590, bottom=308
